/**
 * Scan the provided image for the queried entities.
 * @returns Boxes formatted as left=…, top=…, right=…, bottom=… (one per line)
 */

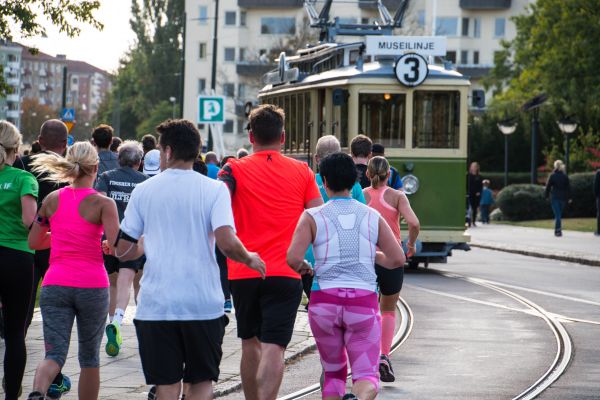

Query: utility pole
left=179, top=11, right=186, bottom=119
left=208, top=0, right=219, bottom=151
left=61, top=66, right=67, bottom=110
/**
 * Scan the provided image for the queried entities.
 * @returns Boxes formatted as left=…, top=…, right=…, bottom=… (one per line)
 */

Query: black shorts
left=230, top=277, right=303, bottom=348
left=103, top=254, right=142, bottom=274
left=375, top=264, right=404, bottom=296
left=134, top=316, right=229, bottom=385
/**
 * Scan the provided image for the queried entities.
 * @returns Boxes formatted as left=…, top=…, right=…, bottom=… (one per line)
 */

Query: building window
left=224, top=119, right=234, bottom=133
left=473, top=18, right=481, bottom=38
left=460, top=51, right=468, bottom=65
left=417, top=10, right=425, bottom=28
left=225, top=11, right=236, bottom=26
left=198, top=78, right=206, bottom=94
left=238, top=83, right=246, bottom=99
left=223, top=83, right=234, bottom=97
left=473, top=51, right=479, bottom=64
left=461, top=18, right=469, bottom=37
left=224, top=47, right=236, bottom=62
left=436, top=17, right=458, bottom=36
left=199, top=6, right=208, bottom=24
left=446, top=51, right=456, bottom=64
left=239, top=48, right=246, bottom=61
left=199, top=42, right=207, bottom=59
left=361, top=17, right=369, bottom=24
left=261, top=17, right=295, bottom=34
left=240, top=11, right=247, bottom=26
left=495, top=18, right=505, bottom=37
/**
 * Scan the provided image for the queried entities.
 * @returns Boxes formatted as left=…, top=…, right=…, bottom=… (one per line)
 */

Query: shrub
left=564, top=173, right=596, bottom=218
left=496, top=184, right=553, bottom=221
left=484, top=172, right=536, bottom=191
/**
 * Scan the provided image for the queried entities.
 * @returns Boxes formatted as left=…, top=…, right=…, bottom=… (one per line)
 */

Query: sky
left=15, top=1, right=135, bottom=73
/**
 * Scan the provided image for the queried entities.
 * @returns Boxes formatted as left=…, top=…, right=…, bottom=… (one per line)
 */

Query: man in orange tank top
left=219, top=105, right=322, bottom=400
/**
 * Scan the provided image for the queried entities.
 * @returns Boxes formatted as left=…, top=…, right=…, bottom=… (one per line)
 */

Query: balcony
left=238, top=0, right=302, bottom=7
left=459, top=0, right=511, bottom=9
left=7, top=110, right=20, bottom=119
left=236, top=62, right=274, bottom=77
left=7, top=94, right=20, bottom=102
left=358, top=0, right=403, bottom=10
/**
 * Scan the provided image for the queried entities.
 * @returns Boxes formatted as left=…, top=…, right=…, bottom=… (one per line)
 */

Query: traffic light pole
left=208, top=0, right=219, bottom=151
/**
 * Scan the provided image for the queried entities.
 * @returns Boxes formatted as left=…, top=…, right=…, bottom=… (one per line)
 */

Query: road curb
left=470, top=242, right=600, bottom=267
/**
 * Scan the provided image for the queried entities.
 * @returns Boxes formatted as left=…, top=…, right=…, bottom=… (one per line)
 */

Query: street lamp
left=169, top=97, right=177, bottom=119
left=557, top=116, right=578, bottom=174
left=497, top=119, right=518, bottom=187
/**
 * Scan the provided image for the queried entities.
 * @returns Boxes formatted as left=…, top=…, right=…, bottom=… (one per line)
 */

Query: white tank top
left=306, top=198, right=380, bottom=292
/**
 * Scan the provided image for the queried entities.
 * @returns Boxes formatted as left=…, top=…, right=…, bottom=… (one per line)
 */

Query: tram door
left=317, top=89, right=327, bottom=138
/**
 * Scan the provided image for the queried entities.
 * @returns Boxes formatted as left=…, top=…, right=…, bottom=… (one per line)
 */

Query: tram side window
left=412, top=91, right=460, bottom=149
left=358, top=93, right=406, bottom=149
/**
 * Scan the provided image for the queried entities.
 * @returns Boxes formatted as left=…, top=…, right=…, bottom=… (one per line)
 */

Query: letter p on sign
left=198, top=96, right=225, bottom=124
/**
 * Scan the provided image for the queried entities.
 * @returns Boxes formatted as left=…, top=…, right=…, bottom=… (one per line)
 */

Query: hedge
left=483, top=172, right=536, bottom=191
left=564, top=173, right=596, bottom=218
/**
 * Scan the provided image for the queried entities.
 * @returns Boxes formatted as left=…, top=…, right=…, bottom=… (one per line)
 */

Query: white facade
left=183, top=0, right=534, bottom=151
left=0, top=43, right=23, bottom=128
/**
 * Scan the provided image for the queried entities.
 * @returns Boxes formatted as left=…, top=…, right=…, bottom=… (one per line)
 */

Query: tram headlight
left=401, top=174, right=419, bottom=195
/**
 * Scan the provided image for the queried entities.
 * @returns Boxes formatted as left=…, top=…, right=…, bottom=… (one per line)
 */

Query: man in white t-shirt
left=115, top=119, right=265, bottom=400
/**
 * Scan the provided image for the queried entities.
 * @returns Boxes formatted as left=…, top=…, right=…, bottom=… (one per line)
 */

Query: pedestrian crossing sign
left=61, top=108, right=75, bottom=122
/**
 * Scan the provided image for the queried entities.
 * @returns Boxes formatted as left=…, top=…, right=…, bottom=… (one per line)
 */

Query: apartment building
left=66, top=60, right=112, bottom=121
left=0, top=42, right=23, bottom=128
left=20, top=47, right=68, bottom=109
left=183, top=0, right=533, bottom=149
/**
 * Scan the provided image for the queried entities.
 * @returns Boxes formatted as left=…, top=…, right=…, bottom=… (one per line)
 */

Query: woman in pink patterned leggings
left=288, top=153, right=405, bottom=400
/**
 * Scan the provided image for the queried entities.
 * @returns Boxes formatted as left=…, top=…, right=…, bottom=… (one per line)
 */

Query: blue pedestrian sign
left=61, top=108, right=75, bottom=122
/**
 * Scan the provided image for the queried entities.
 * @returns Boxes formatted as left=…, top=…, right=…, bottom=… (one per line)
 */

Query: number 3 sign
left=394, top=53, right=429, bottom=87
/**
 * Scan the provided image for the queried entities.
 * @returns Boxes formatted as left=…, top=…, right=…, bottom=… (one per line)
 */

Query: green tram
left=257, top=35, right=471, bottom=267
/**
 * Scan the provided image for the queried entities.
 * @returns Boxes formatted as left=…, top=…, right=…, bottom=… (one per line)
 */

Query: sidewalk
left=0, top=305, right=315, bottom=399
left=467, top=223, right=600, bottom=266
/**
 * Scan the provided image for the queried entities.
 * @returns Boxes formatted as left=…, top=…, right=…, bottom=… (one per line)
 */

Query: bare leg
left=78, top=367, right=100, bottom=400
left=240, top=337, right=261, bottom=400
left=115, top=268, right=135, bottom=312
left=31, top=359, right=61, bottom=394
left=186, top=381, right=213, bottom=400
left=156, top=382, right=182, bottom=400
left=257, top=343, right=285, bottom=400
left=108, top=272, right=118, bottom=319
left=352, top=379, right=377, bottom=400
left=379, top=293, right=399, bottom=313
left=134, top=269, right=143, bottom=303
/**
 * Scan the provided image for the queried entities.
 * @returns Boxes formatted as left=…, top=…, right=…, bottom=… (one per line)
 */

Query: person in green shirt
left=0, top=120, right=38, bottom=399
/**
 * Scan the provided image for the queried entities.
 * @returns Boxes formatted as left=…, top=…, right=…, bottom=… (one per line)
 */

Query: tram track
left=277, top=296, right=414, bottom=400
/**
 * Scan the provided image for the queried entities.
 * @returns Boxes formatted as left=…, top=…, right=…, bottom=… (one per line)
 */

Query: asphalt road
left=253, top=247, right=600, bottom=400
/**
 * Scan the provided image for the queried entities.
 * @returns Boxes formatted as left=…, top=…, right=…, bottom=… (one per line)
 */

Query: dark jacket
left=545, top=169, right=570, bottom=201
left=468, top=173, right=483, bottom=200
left=594, top=170, right=600, bottom=199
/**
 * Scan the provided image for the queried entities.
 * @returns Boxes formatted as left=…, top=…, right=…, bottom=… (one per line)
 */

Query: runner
left=371, top=144, right=402, bottom=190
left=287, top=152, right=405, bottom=400
left=139, top=134, right=157, bottom=173
left=363, top=156, right=420, bottom=382
left=12, top=119, right=73, bottom=398
left=350, top=134, right=373, bottom=189
left=0, top=120, right=38, bottom=400
left=92, top=124, right=119, bottom=175
left=26, top=141, right=120, bottom=400
left=95, top=141, right=148, bottom=357
left=218, top=104, right=322, bottom=400
left=142, top=149, right=161, bottom=177
left=115, top=119, right=265, bottom=400
left=204, top=151, right=221, bottom=179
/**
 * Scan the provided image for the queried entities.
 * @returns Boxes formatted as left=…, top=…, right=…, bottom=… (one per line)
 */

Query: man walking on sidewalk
left=219, top=105, right=322, bottom=400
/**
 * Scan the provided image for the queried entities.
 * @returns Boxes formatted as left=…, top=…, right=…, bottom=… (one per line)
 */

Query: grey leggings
left=40, top=286, right=109, bottom=368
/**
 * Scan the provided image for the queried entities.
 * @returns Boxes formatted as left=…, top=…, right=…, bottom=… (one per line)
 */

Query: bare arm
left=305, top=196, right=323, bottom=209
left=362, top=189, right=371, bottom=204
left=21, top=194, right=37, bottom=228
left=215, top=226, right=266, bottom=278
left=28, top=194, right=53, bottom=250
left=375, top=218, right=406, bottom=269
left=397, top=191, right=420, bottom=256
left=286, top=212, right=316, bottom=276
left=101, top=197, right=120, bottom=252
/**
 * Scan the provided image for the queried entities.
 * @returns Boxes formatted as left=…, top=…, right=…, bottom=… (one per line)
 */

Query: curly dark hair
left=319, top=152, right=358, bottom=192
left=248, top=104, right=285, bottom=145
left=156, top=119, right=201, bottom=162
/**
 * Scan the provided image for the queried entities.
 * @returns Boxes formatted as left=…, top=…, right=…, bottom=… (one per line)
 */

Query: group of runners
left=0, top=103, right=419, bottom=400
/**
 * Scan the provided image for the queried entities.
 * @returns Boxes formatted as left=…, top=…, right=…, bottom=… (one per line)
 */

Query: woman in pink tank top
left=27, top=141, right=119, bottom=400
left=363, top=155, right=420, bottom=383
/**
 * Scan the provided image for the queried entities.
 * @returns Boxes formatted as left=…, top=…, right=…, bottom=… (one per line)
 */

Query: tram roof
left=259, top=60, right=470, bottom=95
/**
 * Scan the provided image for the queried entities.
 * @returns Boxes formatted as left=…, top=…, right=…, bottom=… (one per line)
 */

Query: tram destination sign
left=366, top=36, right=447, bottom=57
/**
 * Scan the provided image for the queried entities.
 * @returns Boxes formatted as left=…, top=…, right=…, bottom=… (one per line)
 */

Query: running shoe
left=26, top=391, right=46, bottom=400
left=148, top=385, right=157, bottom=400
left=224, top=299, right=232, bottom=313
left=47, top=373, right=71, bottom=399
left=105, top=322, right=123, bottom=357
left=379, top=354, right=395, bottom=382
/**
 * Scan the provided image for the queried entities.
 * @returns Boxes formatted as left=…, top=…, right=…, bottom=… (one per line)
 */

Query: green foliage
left=543, top=131, right=600, bottom=173
left=136, top=101, right=178, bottom=139
left=481, top=172, right=532, bottom=191
left=496, top=184, right=553, bottom=221
left=0, top=0, right=102, bottom=95
left=95, top=0, right=184, bottom=138
left=485, top=0, right=600, bottom=135
left=564, top=173, right=596, bottom=218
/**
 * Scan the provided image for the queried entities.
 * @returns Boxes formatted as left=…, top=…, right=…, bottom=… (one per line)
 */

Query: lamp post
left=169, top=97, right=177, bottom=119
left=557, top=117, right=578, bottom=174
left=522, top=94, right=548, bottom=184
left=497, top=119, right=518, bottom=187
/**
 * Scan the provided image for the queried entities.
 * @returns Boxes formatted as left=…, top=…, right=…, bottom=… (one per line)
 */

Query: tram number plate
left=394, top=54, right=429, bottom=87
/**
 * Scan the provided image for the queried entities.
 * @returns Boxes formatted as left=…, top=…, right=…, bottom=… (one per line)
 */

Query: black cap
left=372, top=143, right=385, bottom=154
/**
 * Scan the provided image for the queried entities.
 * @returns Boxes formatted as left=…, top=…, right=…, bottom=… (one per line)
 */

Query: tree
left=19, top=98, right=57, bottom=143
left=0, top=0, right=102, bottom=95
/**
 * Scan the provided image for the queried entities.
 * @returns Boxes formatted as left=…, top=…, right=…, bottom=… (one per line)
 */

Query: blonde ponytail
left=0, top=120, right=22, bottom=165
left=31, top=141, right=98, bottom=182
left=367, top=156, right=390, bottom=188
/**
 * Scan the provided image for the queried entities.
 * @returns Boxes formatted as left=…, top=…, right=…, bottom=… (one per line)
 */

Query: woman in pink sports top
left=27, top=141, right=119, bottom=400
left=363, top=156, right=420, bottom=383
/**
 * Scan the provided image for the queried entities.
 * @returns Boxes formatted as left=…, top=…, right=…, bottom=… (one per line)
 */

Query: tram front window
left=413, top=91, right=460, bottom=149
left=358, top=93, right=406, bottom=148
